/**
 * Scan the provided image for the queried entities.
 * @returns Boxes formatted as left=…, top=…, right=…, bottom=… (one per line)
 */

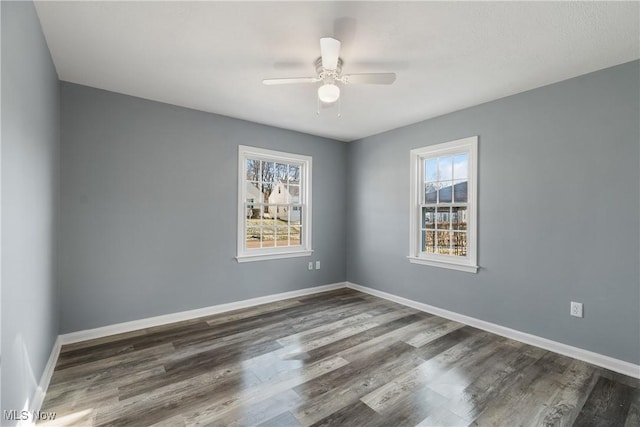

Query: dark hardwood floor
left=40, top=289, right=639, bottom=426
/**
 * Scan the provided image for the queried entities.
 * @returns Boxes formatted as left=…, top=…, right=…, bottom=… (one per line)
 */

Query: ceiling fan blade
left=320, top=37, right=341, bottom=70
left=262, top=77, right=318, bottom=85
left=341, top=73, right=396, bottom=85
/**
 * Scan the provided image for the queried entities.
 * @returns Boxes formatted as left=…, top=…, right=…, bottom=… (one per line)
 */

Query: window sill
left=236, top=250, right=313, bottom=263
left=407, top=256, right=478, bottom=273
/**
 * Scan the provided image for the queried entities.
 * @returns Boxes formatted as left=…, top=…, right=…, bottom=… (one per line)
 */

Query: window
left=237, top=145, right=312, bottom=262
left=408, top=136, right=478, bottom=273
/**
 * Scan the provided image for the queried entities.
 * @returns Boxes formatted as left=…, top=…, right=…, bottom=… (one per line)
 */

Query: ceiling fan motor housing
left=316, top=57, right=343, bottom=84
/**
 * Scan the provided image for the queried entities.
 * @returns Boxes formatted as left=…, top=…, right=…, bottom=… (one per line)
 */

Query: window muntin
left=238, top=146, right=312, bottom=262
left=409, top=136, right=478, bottom=272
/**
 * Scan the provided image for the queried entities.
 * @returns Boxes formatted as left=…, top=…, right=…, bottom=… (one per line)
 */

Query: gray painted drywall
left=59, top=83, right=347, bottom=333
left=347, top=60, right=640, bottom=365
left=1, top=0, right=60, bottom=420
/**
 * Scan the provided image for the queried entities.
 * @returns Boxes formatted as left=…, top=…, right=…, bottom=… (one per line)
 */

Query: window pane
left=276, top=226, right=289, bottom=246
left=246, top=226, right=260, bottom=249
left=249, top=206, right=264, bottom=225
left=262, top=161, right=275, bottom=197
left=268, top=183, right=286, bottom=206
left=454, top=154, right=468, bottom=179
left=246, top=181, right=261, bottom=203
left=436, top=207, right=451, bottom=230
left=438, top=156, right=453, bottom=181
left=425, top=158, right=437, bottom=182
left=246, top=181, right=260, bottom=195
left=289, top=164, right=300, bottom=184
left=275, top=163, right=288, bottom=182
left=261, top=226, right=275, bottom=248
left=272, top=204, right=289, bottom=222
left=289, top=225, right=302, bottom=246
left=453, top=180, right=467, bottom=203
left=290, top=206, right=302, bottom=225
left=290, top=206, right=302, bottom=246
left=438, top=181, right=453, bottom=203
left=263, top=161, right=275, bottom=178
left=246, top=159, right=260, bottom=181
left=423, top=230, right=435, bottom=253
left=288, top=185, right=300, bottom=203
left=452, top=231, right=467, bottom=256
left=437, top=231, right=452, bottom=254
left=425, top=182, right=438, bottom=203
left=451, top=206, right=467, bottom=230
left=246, top=204, right=261, bottom=222
left=261, top=182, right=273, bottom=199
left=422, top=207, right=435, bottom=229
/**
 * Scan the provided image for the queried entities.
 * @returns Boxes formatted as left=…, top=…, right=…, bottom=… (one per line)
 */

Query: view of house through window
left=245, top=159, right=302, bottom=248
left=422, top=153, right=469, bottom=256
left=238, top=145, right=312, bottom=262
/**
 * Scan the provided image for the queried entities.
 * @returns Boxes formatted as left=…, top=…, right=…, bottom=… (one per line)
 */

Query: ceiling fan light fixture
left=317, top=83, right=340, bottom=104
left=262, top=37, right=396, bottom=112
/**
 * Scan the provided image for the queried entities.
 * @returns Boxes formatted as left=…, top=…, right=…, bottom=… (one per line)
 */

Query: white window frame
left=408, top=136, right=478, bottom=273
left=236, top=145, right=313, bottom=262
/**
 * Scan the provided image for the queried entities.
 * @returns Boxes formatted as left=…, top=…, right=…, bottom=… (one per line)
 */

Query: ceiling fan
left=262, top=37, right=396, bottom=107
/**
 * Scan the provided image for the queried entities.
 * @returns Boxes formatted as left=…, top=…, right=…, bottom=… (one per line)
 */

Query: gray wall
left=347, top=61, right=640, bottom=364
left=59, top=83, right=348, bottom=333
left=1, top=0, right=60, bottom=420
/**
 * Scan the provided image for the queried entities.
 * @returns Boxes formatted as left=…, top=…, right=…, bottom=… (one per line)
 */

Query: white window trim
left=236, top=145, right=313, bottom=263
left=408, top=136, right=478, bottom=273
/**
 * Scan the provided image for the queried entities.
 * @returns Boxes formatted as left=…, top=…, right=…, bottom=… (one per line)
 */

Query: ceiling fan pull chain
left=316, top=97, right=320, bottom=116
left=337, top=97, right=341, bottom=118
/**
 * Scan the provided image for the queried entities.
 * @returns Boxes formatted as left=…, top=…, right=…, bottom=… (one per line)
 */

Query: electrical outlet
left=316, top=261, right=321, bottom=270
left=570, top=302, right=583, bottom=318
left=308, top=262, right=313, bottom=271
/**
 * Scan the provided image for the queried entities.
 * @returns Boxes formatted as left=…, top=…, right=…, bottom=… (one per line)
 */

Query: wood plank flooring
left=39, top=289, right=639, bottom=426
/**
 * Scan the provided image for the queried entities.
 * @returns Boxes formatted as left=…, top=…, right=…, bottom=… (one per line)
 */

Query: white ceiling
left=35, top=1, right=639, bottom=142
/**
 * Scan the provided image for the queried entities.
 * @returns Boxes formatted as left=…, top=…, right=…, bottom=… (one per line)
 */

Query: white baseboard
left=18, top=337, right=62, bottom=427
left=59, top=282, right=346, bottom=345
left=28, top=282, right=345, bottom=419
left=346, top=281, right=640, bottom=379
left=30, top=278, right=638, bottom=423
